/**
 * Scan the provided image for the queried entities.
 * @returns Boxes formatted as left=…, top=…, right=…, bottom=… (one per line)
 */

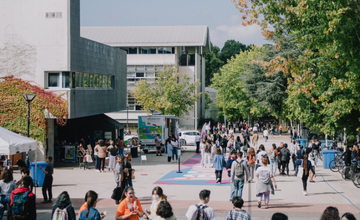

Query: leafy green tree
left=219, top=40, right=249, bottom=64
left=204, top=91, right=212, bottom=110
left=232, top=0, right=360, bottom=136
left=204, top=44, right=223, bottom=87
left=134, top=67, right=200, bottom=117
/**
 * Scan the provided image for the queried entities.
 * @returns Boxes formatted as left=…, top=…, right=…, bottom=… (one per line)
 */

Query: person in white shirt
left=185, top=190, right=216, bottom=220
left=263, top=129, right=269, bottom=142
left=200, top=139, right=206, bottom=167
left=257, top=145, right=269, bottom=167
left=229, top=128, right=234, bottom=137
left=195, top=135, right=201, bottom=154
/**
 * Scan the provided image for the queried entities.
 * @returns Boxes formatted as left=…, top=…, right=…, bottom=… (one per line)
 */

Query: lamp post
left=22, top=94, right=36, bottom=167
left=247, top=107, right=250, bottom=127
left=149, top=107, right=155, bottom=115
left=127, top=105, right=129, bottom=131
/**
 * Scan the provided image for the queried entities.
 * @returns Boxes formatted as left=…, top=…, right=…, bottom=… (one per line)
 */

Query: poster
left=104, top=132, right=112, bottom=139
left=94, top=130, right=102, bottom=140
left=64, top=146, right=75, bottom=160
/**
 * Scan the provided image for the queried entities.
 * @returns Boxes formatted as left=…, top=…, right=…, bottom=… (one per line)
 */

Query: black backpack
left=191, top=205, right=209, bottom=220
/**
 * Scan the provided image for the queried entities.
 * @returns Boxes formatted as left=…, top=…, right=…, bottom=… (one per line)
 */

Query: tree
left=219, top=40, right=249, bottom=64
left=211, top=46, right=265, bottom=122
left=0, top=76, right=68, bottom=144
left=133, top=67, right=200, bottom=117
left=232, top=0, right=360, bottom=136
left=204, top=43, right=223, bottom=87
left=205, top=92, right=212, bottom=110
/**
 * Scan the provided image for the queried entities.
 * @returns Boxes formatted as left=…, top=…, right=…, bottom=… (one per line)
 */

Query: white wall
left=127, top=54, right=176, bottom=65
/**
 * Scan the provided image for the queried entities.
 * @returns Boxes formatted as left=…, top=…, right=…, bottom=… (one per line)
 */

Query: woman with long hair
left=204, top=140, right=212, bottom=168
left=0, top=169, right=16, bottom=219
left=78, top=190, right=97, bottom=216
left=200, top=139, right=206, bottom=167
left=213, top=148, right=225, bottom=184
left=79, top=191, right=105, bottom=220
left=144, top=186, right=167, bottom=220
left=116, top=187, right=144, bottom=220
left=302, top=154, right=316, bottom=196
left=320, top=206, right=340, bottom=220
left=255, top=158, right=277, bottom=209
left=269, top=144, right=278, bottom=175
left=108, top=140, right=118, bottom=172
left=51, top=191, right=76, bottom=220
left=247, top=147, right=256, bottom=182
left=95, top=140, right=108, bottom=172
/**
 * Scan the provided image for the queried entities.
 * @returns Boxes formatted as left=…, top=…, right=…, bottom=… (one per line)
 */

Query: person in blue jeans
left=171, top=137, right=179, bottom=162
left=294, top=145, right=304, bottom=176
left=226, top=150, right=236, bottom=201
left=231, top=151, right=249, bottom=198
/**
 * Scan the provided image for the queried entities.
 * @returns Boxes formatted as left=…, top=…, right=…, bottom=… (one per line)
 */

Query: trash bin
left=30, top=161, right=48, bottom=187
left=131, top=147, right=138, bottom=158
left=296, top=139, right=307, bottom=148
left=322, top=150, right=339, bottom=169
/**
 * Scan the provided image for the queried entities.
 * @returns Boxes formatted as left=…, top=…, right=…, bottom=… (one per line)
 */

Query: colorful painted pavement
left=154, top=154, right=230, bottom=185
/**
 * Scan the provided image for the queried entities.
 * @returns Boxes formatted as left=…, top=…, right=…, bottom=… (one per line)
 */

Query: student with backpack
left=185, top=189, right=215, bottom=220
left=39, top=156, right=54, bottom=203
left=280, top=143, right=291, bottom=176
left=231, top=151, right=249, bottom=199
left=269, top=144, right=278, bottom=175
left=224, top=197, right=251, bottom=220
left=0, top=169, right=17, bottom=220
left=51, top=191, right=76, bottom=220
left=10, top=176, right=36, bottom=220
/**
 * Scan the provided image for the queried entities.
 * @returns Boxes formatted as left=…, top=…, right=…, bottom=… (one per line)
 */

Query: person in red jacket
left=10, top=176, right=36, bottom=220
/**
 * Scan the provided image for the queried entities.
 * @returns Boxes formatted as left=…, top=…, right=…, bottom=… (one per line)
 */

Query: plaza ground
left=7, top=134, right=360, bottom=220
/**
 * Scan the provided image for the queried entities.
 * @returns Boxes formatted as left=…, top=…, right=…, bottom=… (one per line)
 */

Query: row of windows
left=47, top=72, right=113, bottom=89
left=120, top=47, right=175, bottom=55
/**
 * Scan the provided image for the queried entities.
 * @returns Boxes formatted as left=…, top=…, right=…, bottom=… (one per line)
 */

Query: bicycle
left=341, top=160, right=360, bottom=181
left=352, top=173, right=360, bottom=188
left=329, top=152, right=343, bottom=172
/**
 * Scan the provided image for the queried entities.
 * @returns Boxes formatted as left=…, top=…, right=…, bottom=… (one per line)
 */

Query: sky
left=80, top=0, right=270, bottom=49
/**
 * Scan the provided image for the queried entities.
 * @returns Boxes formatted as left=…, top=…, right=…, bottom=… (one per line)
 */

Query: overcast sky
left=80, top=0, right=270, bottom=49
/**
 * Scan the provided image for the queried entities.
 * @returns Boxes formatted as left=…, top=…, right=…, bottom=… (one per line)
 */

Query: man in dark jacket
left=10, top=176, right=36, bottom=220
left=280, top=143, right=291, bottom=176
left=221, top=135, right=228, bottom=154
left=277, top=142, right=283, bottom=174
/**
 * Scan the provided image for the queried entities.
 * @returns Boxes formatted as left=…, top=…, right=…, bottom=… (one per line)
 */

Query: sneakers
left=95, top=170, right=100, bottom=172
left=216, top=178, right=220, bottom=183
left=303, top=191, right=307, bottom=196
left=258, top=201, right=261, bottom=208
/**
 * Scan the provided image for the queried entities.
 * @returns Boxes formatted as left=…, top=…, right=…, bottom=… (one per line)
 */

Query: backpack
left=205, top=145, right=211, bottom=153
left=270, top=150, right=276, bottom=160
left=12, top=190, right=30, bottom=217
left=52, top=206, right=70, bottom=220
left=234, top=160, right=244, bottom=177
left=191, top=205, right=209, bottom=220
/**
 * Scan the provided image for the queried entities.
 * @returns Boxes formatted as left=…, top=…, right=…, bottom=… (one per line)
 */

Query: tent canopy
left=0, top=126, right=38, bottom=155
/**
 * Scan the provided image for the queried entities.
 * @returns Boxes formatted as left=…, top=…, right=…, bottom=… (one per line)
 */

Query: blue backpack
left=12, top=190, right=30, bottom=217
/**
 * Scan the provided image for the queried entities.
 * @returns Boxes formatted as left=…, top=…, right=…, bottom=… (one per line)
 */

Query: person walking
left=10, top=176, right=36, bottom=220
left=242, top=136, right=249, bottom=157
left=280, top=143, right=291, bottom=176
left=263, top=129, right=268, bottom=142
left=214, top=148, right=225, bottom=184
left=40, top=156, right=53, bottom=203
left=204, top=140, right=212, bottom=168
left=116, top=187, right=144, bottom=220
left=51, top=191, right=76, bottom=220
left=308, top=148, right=316, bottom=183
left=246, top=148, right=256, bottom=182
left=166, top=140, right=173, bottom=163
left=124, top=154, right=134, bottom=187
left=276, top=143, right=283, bottom=175
left=294, top=145, right=304, bottom=177
left=269, top=144, right=278, bottom=176
left=108, top=140, right=118, bottom=173
left=302, top=154, right=316, bottom=196
left=155, top=134, right=162, bottom=156
left=200, top=139, right=206, bottom=167
left=118, top=138, right=125, bottom=157
left=252, top=132, right=259, bottom=151
left=185, top=190, right=216, bottom=220
left=256, top=145, right=268, bottom=168
left=171, top=137, right=179, bottom=163
left=313, top=139, right=321, bottom=167
left=114, top=156, right=126, bottom=205
left=231, top=151, right=249, bottom=198
left=93, top=141, right=99, bottom=169
left=224, top=197, right=251, bottom=220
left=226, top=150, right=236, bottom=201
left=95, top=140, right=108, bottom=172
left=255, top=158, right=277, bottom=209
left=221, top=135, right=228, bottom=155
left=195, top=134, right=201, bottom=154
left=235, top=136, right=242, bottom=154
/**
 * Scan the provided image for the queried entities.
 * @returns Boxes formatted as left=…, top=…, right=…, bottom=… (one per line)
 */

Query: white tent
left=0, top=126, right=37, bottom=155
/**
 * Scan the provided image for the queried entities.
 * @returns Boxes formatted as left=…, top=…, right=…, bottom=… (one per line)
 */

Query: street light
left=247, top=107, right=250, bottom=127
left=22, top=94, right=36, bottom=168
left=126, top=105, right=129, bottom=131
left=150, top=107, right=155, bottom=115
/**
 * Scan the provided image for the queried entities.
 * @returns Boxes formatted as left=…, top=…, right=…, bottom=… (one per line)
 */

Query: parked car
left=179, top=130, right=200, bottom=146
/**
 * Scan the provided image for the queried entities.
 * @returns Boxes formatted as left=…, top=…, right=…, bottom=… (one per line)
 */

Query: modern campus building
left=81, top=26, right=211, bottom=130
left=0, top=0, right=127, bottom=162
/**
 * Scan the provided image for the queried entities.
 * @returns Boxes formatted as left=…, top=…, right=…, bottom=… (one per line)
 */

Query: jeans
left=196, top=142, right=200, bottom=153
left=172, top=147, right=178, bottom=160
left=0, top=195, right=10, bottom=220
left=265, top=136, right=268, bottom=142
left=221, top=146, right=227, bottom=154
left=119, top=148, right=124, bottom=156
left=270, top=159, right=277, bottom=174
left=295, top=159, right=302, bottom=175
left=42, top=175, right=53, bottom=201
left=200, top=149, right=205, bottom=166
left=94, top=155, right=98, bottom=169
left=234, top=179, right=245, bottom=198
left=97, top=157, right=105, bottom=171
left=243, top=149, right=248, bottom=158
left=314, top=149, right=318, bottom=166
left=204, top=153, right=211, bottom=168
left=229, top=176, right=235, bottom=200
left=270, top=131, right=274, bottom=138
left=215, top=170, right=223, bottom=183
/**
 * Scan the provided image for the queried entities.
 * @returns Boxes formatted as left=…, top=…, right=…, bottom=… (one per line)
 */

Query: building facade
left=81, top=26, right=210, bottom=130
left=0, top=0, right=127, bottom=162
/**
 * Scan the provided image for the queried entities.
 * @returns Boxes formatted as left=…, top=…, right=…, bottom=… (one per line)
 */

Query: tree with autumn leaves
left=0, top=76, right=68, bottom=145
left=230, top=0, right=360, bottom=137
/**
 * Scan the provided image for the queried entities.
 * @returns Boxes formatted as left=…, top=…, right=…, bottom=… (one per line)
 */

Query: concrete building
left=81, top=26, right=211, bottom=130
left=205, top=87, right=220, bottom=121
left=0, top=0, right=127, bottom=162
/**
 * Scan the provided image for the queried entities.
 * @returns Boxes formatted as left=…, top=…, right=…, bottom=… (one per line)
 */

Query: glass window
left=48, top=73, right=59, bottom=87
left=188, top=54, right=196, bottom=66
left=94, top=75, right=99, bottom=88
left=62, top=72, right=70, bottom=88
left=75, top=72, right=83, bottom=88
left=140, top=47, right=156, bottom=54
left=129, top=47, right=137, bottom=54
left=83, top=73, right=90, bottom=87
left=102, top=75, right=108, bottom=88
left=99, top=75, right=103, bottom=88
left=158, top=47, right=173, bottom=54
left=135, top=105, right=143, bottom=110
left=136, top=73, right=144, bottom=78
left=89, top=74, right=93, bottom=87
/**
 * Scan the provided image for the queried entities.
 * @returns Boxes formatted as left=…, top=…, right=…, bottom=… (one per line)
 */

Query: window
left=158, top=47, right=174, bottom=54
left=188, top=54, right=196, bottom=66
left=108, top=76, right=113, bottom=88
left=140, top=47, right=156, bottom=54
left=48, top=73, right=59, bottom=87
left=94, top=75, right=99, bottom=88
left=129, top=47, right=137, bottom=54
left=83, top=73, right=90, bottom=87
left=136, top=73, right=144, bottom=78
left=61, top=72, right=70, bottom=88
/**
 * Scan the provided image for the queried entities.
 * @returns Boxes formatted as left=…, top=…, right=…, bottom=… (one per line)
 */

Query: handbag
left=111, top=187, right=123, bottom=201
